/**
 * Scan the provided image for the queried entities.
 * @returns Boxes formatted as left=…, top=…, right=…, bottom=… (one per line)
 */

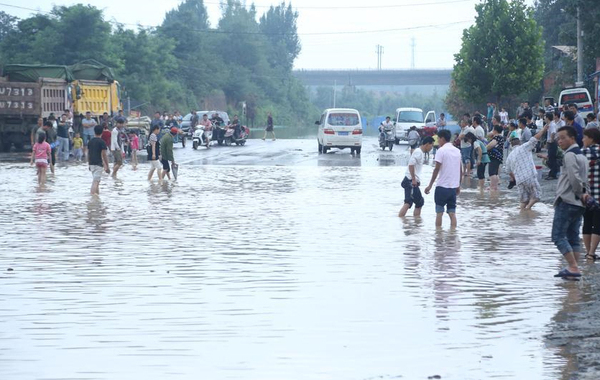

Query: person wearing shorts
left=425, top=129, right=462, bottom=228
left=110, top=120, right=125, bottom=178
left=399, top=136, right=434, bottom=217
left=87, top=124, right=110, bottom=195
left=458, top=120, right=475, bottom=178
left=160, top=127, right=177, bottom=181
left=147, top=125, right=162, bottom=181
left=81, top=112, right=97, bottom=158
left=506, top=125, right=549, bottom=210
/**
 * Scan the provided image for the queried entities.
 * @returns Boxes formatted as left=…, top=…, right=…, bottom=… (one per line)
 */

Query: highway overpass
left=293, top=69, right=452, bottom=95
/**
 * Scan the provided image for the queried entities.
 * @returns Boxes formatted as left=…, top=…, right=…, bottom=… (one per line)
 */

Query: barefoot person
left=425, top=129, right=462, bottom=228
left=147, top=125, right=162, bottom=181
left=30, top=132, right=51, bottom=186
left=506, top=125, right=547, bottom=210
left=160, top=127, right=177, bottom=181
left=88, top=125, right=110, bottom=195
left=399, top=136, right=434, bottom=217
left=552, top=125, right=590, bottom=279
left=110, top=119, right=125, bottom=178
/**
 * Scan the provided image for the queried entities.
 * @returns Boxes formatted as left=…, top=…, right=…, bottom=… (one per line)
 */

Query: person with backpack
left=552, top=126, right=591, bottom=279
left=582, top=128, right=600, bottom=261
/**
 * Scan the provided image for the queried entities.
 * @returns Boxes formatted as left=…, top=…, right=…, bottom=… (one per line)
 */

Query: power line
left=203, top=0, right=474, bottom=10
left=0, top=3, right=472, bottom=36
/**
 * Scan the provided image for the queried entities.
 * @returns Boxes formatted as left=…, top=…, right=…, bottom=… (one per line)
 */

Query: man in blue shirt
left=564, top=111, right=583, bottom=147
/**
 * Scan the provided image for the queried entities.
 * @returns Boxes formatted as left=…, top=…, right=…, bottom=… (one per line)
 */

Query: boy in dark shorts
left=88, top=124, right=110, bottom=195
left=399, top=137, right=434, bottom=217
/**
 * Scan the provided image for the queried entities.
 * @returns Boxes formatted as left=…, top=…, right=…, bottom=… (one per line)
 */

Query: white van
left=558, top=88, right=593, bottom=113
left=394, top=107, right=436, bottom=143
left=316, top=108, right=363, bottom=155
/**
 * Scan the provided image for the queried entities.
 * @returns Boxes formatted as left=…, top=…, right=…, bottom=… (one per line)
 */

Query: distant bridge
left=293, top=69, right=452, bottom=95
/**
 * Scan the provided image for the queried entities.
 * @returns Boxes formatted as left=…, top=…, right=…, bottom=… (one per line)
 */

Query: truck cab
left=394, top=107, right=436, bottom=144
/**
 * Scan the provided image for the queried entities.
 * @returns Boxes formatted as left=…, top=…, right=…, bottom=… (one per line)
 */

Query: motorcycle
left=223, top=125, right=249, bottom=146
left=211, top=120, right=226, bottom=145
left=192, top=125, right=212, bottom=149
left=379, top=124, right=395, bottom=151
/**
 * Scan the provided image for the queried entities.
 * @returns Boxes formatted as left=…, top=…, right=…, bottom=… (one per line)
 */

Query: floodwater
left=0, top=138, right=589, bottom=379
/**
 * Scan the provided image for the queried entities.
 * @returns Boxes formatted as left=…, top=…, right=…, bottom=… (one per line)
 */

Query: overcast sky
left=2, top=0, right=535, bottom=70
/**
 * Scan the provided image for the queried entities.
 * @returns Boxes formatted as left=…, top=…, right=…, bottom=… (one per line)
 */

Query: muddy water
left=0, top=144, right=577, bottom=379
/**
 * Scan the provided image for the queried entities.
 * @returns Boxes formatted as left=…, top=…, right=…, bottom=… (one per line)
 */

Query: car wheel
left=318, top=141, right=323, bottom=154
left=322, top=146, right=328, bottom=154
left=395, top=138, right=400, bottom=145
left=356, top=147, right=361, bottom=155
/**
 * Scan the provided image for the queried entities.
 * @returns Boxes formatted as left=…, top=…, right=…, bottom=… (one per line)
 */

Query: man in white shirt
left=81, top=111, right=97, bottom=158
left=473, top=115, right=485, bottom=140
left=399, top=136, right=434, bottom=218
left=110, top=119, right=125, bottom=178
left=425, top=129, right=462, bottom=228
left=499, top=107, right=509, bottom=124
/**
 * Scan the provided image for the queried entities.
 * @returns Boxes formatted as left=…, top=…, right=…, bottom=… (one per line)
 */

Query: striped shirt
left=583, top=144, right=600, bottom=199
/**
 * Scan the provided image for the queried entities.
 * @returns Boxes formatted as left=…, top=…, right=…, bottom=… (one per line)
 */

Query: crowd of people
left=401, top=101, right=600, bottom=279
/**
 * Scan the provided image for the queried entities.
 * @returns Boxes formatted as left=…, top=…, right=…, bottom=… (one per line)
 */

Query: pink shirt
left=130, top=135, right=139, bottom=150
left=33, top=142, right=51, bottom=160
left=434, top=143, right=462, bottom=188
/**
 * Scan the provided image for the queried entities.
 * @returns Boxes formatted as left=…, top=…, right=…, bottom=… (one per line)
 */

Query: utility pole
left=410, top=37, right=416, bottom=69
left=376, top=45, right=384, bottom=70
left=576, top=6, right=584, bottom=85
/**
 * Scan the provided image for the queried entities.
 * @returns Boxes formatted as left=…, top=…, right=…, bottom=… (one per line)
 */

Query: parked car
left=316, top=108, right=363, bottom=155
left=394, top=107, right=436, bottom=144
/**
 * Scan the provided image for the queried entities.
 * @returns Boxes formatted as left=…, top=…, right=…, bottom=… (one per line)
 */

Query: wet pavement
left=0, top=137, right=598, bottom=379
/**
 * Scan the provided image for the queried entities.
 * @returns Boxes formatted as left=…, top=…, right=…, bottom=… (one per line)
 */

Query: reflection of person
left=552, top=126, right=590, bottom=279
left=399, top=136, right=434, bottom=217
left=425, top=129, right=462, bottom=228
left=263, top=112, right=276, bottom=141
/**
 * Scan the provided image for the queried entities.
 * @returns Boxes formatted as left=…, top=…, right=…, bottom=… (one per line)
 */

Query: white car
left=316, top=108, right=363, bottom=155
left=394, top=107, right=436, bottom=143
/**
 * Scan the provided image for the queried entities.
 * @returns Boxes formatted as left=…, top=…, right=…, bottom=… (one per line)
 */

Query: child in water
left=72, top=133, right=83, bottom=161
left=30, top=133, right=51, bottom=185
left=129, top=132, right=139, bottom=170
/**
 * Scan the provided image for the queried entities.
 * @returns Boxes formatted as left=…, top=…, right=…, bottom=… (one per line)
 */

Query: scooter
left=379, top=124, right=395, bottom=151
left=192, top=125, right=214, bottom=149
left=223, top=125, right=249, bottom=146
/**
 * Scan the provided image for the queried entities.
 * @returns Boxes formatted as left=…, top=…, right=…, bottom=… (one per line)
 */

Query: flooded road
left=0, top=138, right=591, bottom=379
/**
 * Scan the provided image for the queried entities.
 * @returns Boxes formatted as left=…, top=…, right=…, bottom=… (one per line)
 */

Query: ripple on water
left=0, top=161, right=569, bottom=380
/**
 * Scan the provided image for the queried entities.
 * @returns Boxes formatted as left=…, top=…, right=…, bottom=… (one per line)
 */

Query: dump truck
left=0, top=60, right=122, bottom=151
left=0, top=65, right=71, bottom=151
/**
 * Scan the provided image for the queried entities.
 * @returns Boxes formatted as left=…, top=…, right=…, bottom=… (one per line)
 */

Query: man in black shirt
left=56, top=113, right=71, bottom=161
left=88, top=124, right=110, bottom=195
left=42, top=121, right=57, bottom=174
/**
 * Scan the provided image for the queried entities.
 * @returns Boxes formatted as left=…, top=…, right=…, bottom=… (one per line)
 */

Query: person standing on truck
left=81, top=112, right=97, bottom=158
left=110, top=120, right=125, bottom=179
left=42, top=121, right=57, bottom=175
left=56, top=114, right=70, bottom=162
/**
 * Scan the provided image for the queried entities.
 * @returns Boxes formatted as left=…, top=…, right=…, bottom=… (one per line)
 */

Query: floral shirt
left=488, top=135, right=505, bottom=162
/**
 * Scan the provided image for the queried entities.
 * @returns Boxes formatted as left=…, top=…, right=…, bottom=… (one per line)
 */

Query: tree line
left=0, top=0, right=317, bottom=127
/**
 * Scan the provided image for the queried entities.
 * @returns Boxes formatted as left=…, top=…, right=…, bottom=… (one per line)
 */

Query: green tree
left=259, top=3, right=300, bottom=72
left=452, top=0, right=544, bottom=105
